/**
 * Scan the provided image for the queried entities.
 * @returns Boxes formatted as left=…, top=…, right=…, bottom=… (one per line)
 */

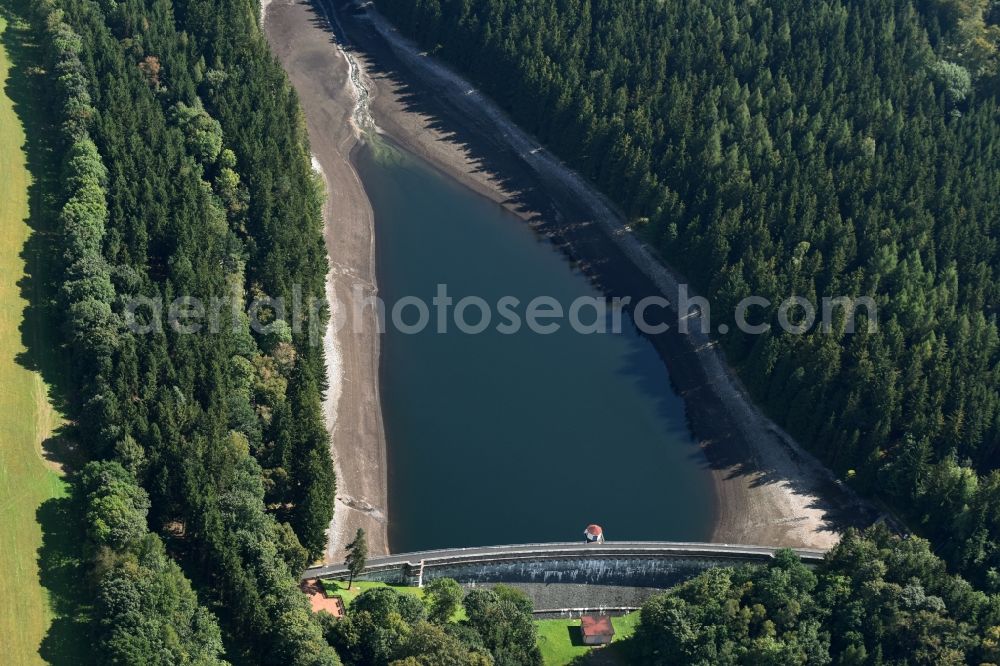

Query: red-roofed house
left=580, top=615, right=615, bottom=645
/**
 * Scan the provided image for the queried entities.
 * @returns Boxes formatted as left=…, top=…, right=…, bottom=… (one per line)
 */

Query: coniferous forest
left=373, top=0, right=1000, bottom=585
left=37, top=0, right=337, bottom=661
left=22, top=0, right=1000, bottom=662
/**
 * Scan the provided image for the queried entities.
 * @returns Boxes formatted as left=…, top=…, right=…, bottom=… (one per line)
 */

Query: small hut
left=584, top=524, right=604, bottom=543
left=580, top=615, right=615, bottom=645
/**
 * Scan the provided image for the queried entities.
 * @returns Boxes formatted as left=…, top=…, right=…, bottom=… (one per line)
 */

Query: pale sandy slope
left=266, top=0, right=389, bottom=561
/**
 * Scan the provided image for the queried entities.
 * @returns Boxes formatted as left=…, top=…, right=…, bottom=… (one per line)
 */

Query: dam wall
left=303, top=541, right=827, bottom=610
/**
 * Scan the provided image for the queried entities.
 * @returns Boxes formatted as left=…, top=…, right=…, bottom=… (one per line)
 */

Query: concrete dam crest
left=304, top=541, right=827, bottom=614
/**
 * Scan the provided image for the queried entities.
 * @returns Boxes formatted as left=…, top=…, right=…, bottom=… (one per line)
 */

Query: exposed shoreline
left=266, top=0, right=389, bottom=561
left=266, top=0, right=878, bottom=561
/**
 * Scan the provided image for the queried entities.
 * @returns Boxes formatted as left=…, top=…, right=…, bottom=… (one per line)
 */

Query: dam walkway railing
left=302, top=541, right=828, bottom=593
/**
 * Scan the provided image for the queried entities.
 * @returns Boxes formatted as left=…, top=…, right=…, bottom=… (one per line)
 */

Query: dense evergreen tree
left=346, top=528, right=369, bottom=590
left=34, top=0, right=338, bottom=661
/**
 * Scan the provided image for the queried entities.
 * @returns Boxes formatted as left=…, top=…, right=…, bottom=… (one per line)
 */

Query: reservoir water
left=356, top=140, right=714, bottom=552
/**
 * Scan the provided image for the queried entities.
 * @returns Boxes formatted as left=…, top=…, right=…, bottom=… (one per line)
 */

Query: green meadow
left=0, top=8, right=78, bottom=664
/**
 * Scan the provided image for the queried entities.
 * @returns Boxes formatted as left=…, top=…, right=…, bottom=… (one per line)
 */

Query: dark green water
left=356, top=140, right=713, bottom=552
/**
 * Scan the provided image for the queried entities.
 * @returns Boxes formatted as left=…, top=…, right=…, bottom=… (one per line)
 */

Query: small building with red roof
left=584, top=524, right=604, bottom=543
left=580, top=615, right=615, bottom=645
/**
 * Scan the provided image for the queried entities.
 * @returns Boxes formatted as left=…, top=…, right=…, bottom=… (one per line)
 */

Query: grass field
left=0, top=11, right=70, bottom=665
left=536, top=613, right=640, bottom=666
